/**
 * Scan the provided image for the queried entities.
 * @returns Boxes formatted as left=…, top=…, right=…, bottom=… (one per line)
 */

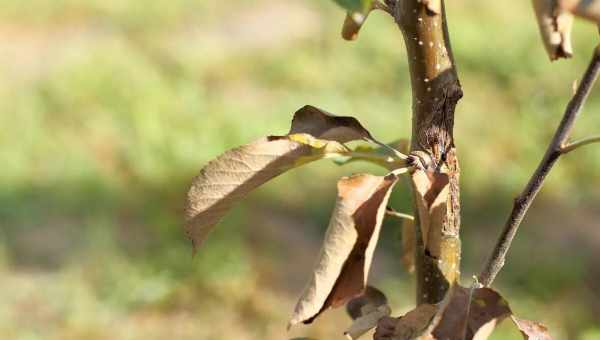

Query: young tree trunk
left=393, top=0, right=463, bottom=304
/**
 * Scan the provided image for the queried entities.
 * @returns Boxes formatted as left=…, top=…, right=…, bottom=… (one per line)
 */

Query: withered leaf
left=560, top=0, right=600, bottom=23
left=289, top=173, right=399, bottom=327
left=410, top=169, right=450, bottom=257
left=511, top=316, right=553, bottom=340
left=374, top=305, right=438, bottom=340
left=347, top=286, right=389, bottom=320
left=289, top=105, right=372, bottom=142
left=345, top=286, right=394, bottom=339
left=375, top=286, right=513, bottom=340
left=186, top=105, right=373, bottom=252
left=432, top=287, right=512, bottom=340
left=532, top=0, right=574, bottom=60
left=345, top=304, right=392, bottom=340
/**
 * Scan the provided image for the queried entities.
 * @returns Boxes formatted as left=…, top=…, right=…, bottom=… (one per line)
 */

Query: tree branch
left=478, top=46, right=600, bottom=287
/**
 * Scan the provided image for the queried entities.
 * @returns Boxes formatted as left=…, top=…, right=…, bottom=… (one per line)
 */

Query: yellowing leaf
left=185, top=105, right=373, bottom=252
left=532, top=0, right=574, bottom=61
left=287, top=133, right=348, bottom=155
left=289, top=173, right=399, bottom=327
left=334, top=139, right=409, bottom=170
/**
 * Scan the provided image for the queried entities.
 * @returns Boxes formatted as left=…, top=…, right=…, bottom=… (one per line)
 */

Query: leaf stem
left=366, top=137, right=409, bottom=160
left=385, top=207, right=415, bottom=221
left=478, top=45, right=600, bottom=287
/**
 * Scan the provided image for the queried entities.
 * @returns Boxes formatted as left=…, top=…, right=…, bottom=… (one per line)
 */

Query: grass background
left=1, top=0, right=600, bottom=339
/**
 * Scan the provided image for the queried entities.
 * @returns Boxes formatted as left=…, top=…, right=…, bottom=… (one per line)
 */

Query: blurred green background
left=1, top=1, right=600, bottom=339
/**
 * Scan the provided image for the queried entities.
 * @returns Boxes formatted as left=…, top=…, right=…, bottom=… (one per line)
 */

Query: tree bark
left=393, top=0, right=463, bottom=304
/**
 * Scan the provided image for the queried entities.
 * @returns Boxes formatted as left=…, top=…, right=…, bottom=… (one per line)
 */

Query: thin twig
left=561, top=134, right=600, bottom=153
left=478, top=46, right=600, bottom=287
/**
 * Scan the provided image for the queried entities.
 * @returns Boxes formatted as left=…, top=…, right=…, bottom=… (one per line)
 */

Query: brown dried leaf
left=511, top=316, right=553, bottom=340
left=345, top=305, right=392, bottom=340
left=289, top=173, right=399, bottom=327
left=560, top=0, right=600, bottom=23
left=347, top=286, right=389, bottom=320
left=375, top=286, right=513, bottom=340
left=433, top=287, right=512, bottom=340
left=289, top=105, right=372, bottom=142
left=374, top=305, right=438, bottom=340
left=532, top=0, right=574, bottom=61
left=186, top=105, right=372, bottom=252
left=410, top=170, right=450, bottom=257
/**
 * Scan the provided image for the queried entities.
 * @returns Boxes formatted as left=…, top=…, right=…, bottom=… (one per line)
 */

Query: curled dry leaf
left=289, top=173, right=399, bottom=327
left=186, top=105, right=373, bottom=252
left=375, top=286, right=513, bottom=340
left=532, top=0, right=574, bottom=60
left=374, top=305, right=438, bottom=340
left=345, top=286, right=391, bottom=339
left=289, top=105, right=373, bottom=142
left=345, top=304, right=392, bottom=340
left=410, top=169, right=450, bottom=257
left=511, top=316, right=553, bottom=340
left=347, top=286, right=389, bottom=320
left=433, top=286, right=512, bottom=340
left=560, top=0, right=600, bottom=23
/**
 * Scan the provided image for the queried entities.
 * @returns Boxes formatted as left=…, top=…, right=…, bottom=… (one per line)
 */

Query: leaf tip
left=341, top=12, right=365, bottom=41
